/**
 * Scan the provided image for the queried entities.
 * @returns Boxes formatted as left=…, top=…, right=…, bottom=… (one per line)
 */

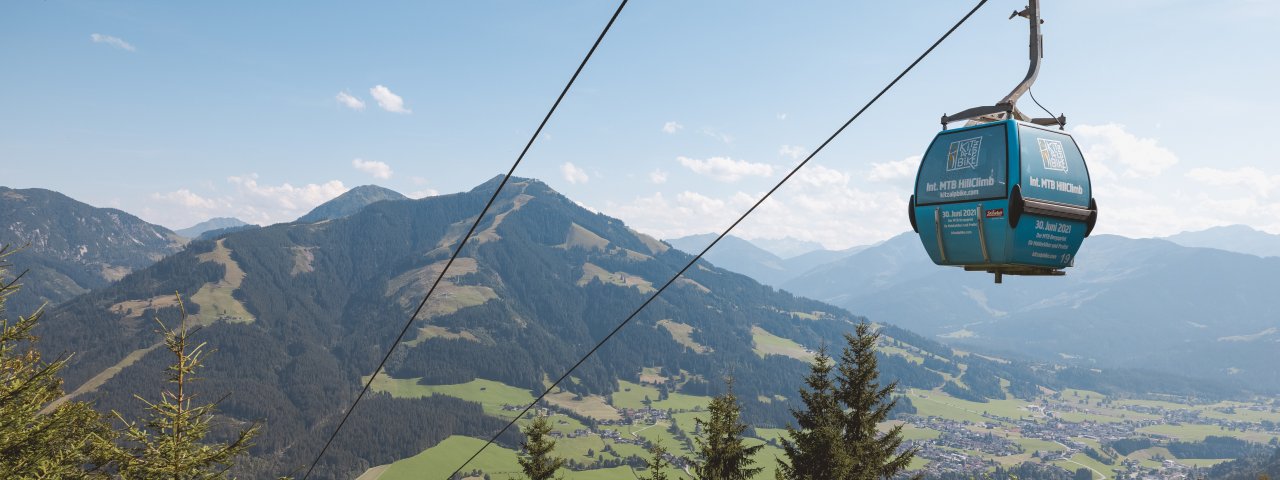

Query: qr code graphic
left=1038, top=138, right=1068, bottom=173
left=946, top=137, right=982, bottom=171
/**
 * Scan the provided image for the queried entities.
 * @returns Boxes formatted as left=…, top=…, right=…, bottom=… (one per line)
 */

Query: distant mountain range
left=665, top=233, right=865, bottom=287
left=296, top=184, right=407, bottom=223
left=0, top=186, right=184, bottom=315
left=193, top=224, right=259, bottom=241
left=37, top=177, right=900, bottom=479
left=174, top=217, right=251, bottom=238
left=778, top=232, right=1280, bottom=391
left=1163, top=224, right=1280, bottom=258
left=749, top=237, right=826, bottom=258
left=0, top=183, right=429, bottom=316
left=19, top=178, right=1263, bottom=477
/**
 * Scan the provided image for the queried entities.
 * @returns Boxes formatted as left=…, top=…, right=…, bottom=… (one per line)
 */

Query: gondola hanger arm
left=942, top=0, right=1063, bottom=129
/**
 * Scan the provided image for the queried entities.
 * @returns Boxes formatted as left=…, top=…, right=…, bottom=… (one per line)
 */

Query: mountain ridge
left=781, top=231, right=1280, bottom=391
left=749, top=236, right=826, bottom=258
left=29, top=176, right=1256, bottom=478
left=1164, top=224, right=1280, bottom=258
left=665, top=233, right=865, bottom=287
left=174, top=217, right=251, bottom=238
left=1, top=186, right=184, bottom=315
left=296, top=184, right=408, bottom=223
left=38, top=176, right=885, bottom=478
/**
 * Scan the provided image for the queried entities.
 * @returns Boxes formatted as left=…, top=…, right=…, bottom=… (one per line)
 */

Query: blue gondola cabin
left=909, top=119, right=1097, bottom=283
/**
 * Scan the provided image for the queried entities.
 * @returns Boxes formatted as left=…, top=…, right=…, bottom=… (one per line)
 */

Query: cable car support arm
left=941, top=0, right=1064, bottom=128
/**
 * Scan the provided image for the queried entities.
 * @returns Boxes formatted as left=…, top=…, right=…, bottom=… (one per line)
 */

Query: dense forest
left=25, top=177, right=1263, bottom=478
left=35, top=177, right=922, bottom=477
left=1209, top=445, right=1280, bottom=480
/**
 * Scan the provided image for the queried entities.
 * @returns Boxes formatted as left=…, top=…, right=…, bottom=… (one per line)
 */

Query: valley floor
left=358, top=373, right=1280, bottom=480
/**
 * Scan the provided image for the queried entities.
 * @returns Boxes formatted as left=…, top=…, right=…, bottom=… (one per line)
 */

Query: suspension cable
left=298, top=2, right=629, bottom=478
left=447, top=1, right=989, bottom=477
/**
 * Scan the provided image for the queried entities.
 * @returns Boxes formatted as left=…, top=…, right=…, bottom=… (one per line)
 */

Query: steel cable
left=298, top=2, right=629, bottom=478
left=447, top=1, right=990, bottom=477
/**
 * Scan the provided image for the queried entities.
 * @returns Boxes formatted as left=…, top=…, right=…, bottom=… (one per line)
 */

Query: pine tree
left=776, top=347, right=851, bottom=479
left=778, top=323, right=917, bottom=480
left=640, top=439, right=671, bottom=480
left=103, top=293, right=259, bottom=479
left=0, top=245, right=113, bottom=478
left=833, top=322, right=916, bottom=480
left=519, top=415, right=564, bottom=480
left=693, top=378, right=762, bottom=480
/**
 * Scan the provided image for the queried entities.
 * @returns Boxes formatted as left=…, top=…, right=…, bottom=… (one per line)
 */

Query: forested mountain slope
left=37, top=177, right=891, bottom=478
left=295, top=184, right=407, bottom=223
left=174, top=216, right=250, bottom=238
left=1, top=186, right=184, bottom=315
left=33, top=176, right=1254, bottom=478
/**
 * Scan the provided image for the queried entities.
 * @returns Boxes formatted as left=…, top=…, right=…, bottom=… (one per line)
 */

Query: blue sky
left=3, top=1, right=1278, bottom=248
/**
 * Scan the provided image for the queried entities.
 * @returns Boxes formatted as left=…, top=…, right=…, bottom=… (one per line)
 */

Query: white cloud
left=868, top=155, right=921, bottom=182
left=408, top=189, right=439, bottom=199
left=649, top=169, right=668, bottom=184
left=561, top=162, right=589, bottom=184
left=610, top=192, right=670, bottom=219
left=778, top=145, right=808, bottom=161
left=662, top=121, right=683, bottom=134
left=143, top=175, right=349, bottom=227
left=605, top=163, right=909, bottom=249
left=602, top=123, right=1280, bottom=247
left=700, top=128, right=734, bottom=144
left=370, top=85, right=411, bottom=113
left=1194, top=194, right=1280, bottom=234
left=777, top=113, right=788, bottom=120
left=1066, top=124, right=1280, bottom=237
left=796, top=164, right=849, bottom=188
left=677, top=156, right=773, bottom=182
left=1073, top=124, right=1177, bottom=178
left=604, top=177, right=906, bottom=249
left=335, top=91, right=366, bottom=110
left=226, top=174, right=348, bottom=223
left=151, top=189, right=219, bottom=210
left=676, top=191, right=727, bottom=215
left=352, top=158, right=393, bottom=179
left=1186, top=167, right=1280, bottom=198
left=90, top=33, right=135, bottom=52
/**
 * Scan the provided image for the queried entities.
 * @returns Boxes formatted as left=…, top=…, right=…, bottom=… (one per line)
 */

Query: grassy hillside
left=35, top=176, right=1273, bottom=479
left=37, top=177, right=898, bottom=479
